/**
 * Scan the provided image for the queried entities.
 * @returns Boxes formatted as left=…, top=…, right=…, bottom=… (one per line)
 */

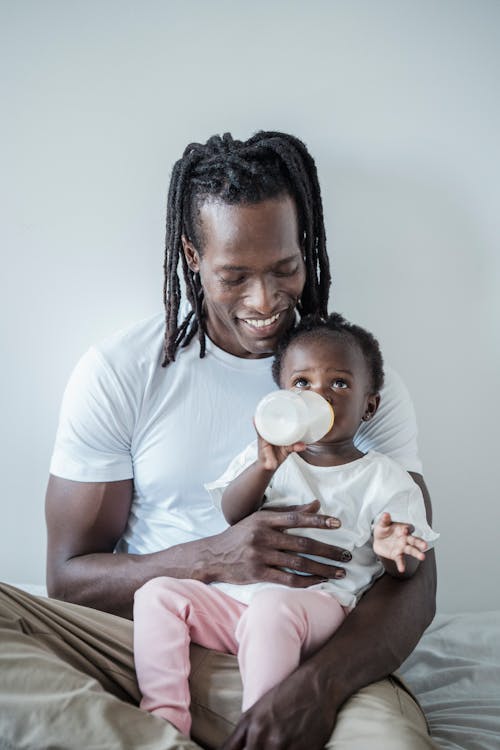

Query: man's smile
left=241, top=312, right=281, bottom=329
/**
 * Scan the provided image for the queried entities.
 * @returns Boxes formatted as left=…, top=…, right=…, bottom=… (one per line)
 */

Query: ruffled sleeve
left=204, top=440, right=258, bottom=510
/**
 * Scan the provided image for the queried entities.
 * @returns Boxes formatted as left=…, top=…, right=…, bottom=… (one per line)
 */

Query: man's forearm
left=298, top=548, right=436, bottom=710
left=48, top=499, right=352, bottom=620
left=49, top=535, right=226, bottom=619
left=296, top=471, right=437, bottom=709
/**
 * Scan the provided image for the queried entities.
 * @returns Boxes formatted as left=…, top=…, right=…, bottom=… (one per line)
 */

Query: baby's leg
left=235, top=588, right=346, bottom=711
left=133, top=578, right=245, bottom=737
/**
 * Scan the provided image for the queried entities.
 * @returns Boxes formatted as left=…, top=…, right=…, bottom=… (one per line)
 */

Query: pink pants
left=133, top=577, right=346, bottom=737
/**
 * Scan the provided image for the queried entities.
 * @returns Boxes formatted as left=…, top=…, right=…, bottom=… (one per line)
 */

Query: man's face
left=183, top=195, right=306, bottom=358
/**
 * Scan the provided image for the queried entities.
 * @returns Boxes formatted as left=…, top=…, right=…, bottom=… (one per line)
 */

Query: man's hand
left=213, top=499, right=350, bottom=586
left=221, top=661, right=335, bottom=750
left=373, top=512, right=428, bottom=574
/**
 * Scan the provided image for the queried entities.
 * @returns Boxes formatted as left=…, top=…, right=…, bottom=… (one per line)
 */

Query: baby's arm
left=221, top=436, right=305, bottom=525
left=373, top=512, right=428, bottom=579
left=221, top=460, right=274, bottom=525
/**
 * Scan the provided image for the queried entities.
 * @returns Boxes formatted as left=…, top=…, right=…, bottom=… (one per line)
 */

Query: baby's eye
left=332, top=379, right=348, bottom=389
left=293, top=378, right=309, bottom=388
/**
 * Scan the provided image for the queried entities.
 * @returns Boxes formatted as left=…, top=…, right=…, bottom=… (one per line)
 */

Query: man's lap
left=0, top=583, right=436, bottom=749
left=189, top=648, right=436, bottom=749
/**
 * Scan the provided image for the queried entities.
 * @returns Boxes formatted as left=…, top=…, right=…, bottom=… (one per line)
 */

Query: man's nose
left=246, top=277, right=279, bottom=312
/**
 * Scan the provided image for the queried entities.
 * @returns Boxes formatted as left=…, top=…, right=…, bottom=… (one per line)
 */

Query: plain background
left=1, top=0, right=498, bottom=614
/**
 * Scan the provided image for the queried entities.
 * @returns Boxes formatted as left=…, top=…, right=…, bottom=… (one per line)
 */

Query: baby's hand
left=373, top=512, right=428, bottom=574
left=256, top=432, right=306, bottom=472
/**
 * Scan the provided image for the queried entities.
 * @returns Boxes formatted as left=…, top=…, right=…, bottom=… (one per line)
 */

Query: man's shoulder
left=380, top=363, right=409, bottom=400
left=92, top=312, right=165, bottom=372
left=61, top=313, right=167, bottom=411
left=97, top=312, right=164, bottom=353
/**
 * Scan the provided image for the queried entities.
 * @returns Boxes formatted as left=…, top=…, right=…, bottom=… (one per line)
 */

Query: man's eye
left=332, top=379, right=348, bottom=389
left=220, top=276, right=245, bottom=286
left=274, top=265, right=299, bottom=278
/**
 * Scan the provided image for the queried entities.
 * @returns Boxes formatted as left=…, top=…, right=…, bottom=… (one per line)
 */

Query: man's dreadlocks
left=162, top=131, right=331, bottom=366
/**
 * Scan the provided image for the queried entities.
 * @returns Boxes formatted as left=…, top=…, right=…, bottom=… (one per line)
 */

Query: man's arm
left=45, top=477, right=350, bottom=619
left=222, top=472, right=436, bottom=750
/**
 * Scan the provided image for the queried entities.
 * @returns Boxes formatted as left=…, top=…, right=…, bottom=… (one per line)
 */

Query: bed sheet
left=399, top=610, right=500, bottom=749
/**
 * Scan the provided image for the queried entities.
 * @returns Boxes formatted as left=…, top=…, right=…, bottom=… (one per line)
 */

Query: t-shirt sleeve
left=354, top=365, right=423, bottom=474
left=49, top=347, right=136, bottom=482
left=204, top=441, right=259, bottom=511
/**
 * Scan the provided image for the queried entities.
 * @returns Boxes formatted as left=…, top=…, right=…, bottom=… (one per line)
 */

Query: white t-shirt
left=206, top=448, right=438, bottom=610
left=50, top=312, right=423, bottom=556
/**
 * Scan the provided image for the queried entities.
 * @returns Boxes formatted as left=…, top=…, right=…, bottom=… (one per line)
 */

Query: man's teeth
left=245, top=313, right=280, bottom=328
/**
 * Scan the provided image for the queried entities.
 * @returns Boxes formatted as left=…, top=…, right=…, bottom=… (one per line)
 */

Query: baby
left=133, top=312, right=439, bottom=737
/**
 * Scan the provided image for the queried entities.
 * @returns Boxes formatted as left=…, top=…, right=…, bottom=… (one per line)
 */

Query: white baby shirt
left=206, top=447, right=439, bottom=610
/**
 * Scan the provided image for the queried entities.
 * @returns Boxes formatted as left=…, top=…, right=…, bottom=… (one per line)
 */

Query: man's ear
left=361, top=393, right=380, bottom=422
left=181, top=235, right=200, bottom=273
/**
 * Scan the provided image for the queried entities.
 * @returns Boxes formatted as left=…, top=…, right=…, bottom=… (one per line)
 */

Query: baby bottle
left=254, top=390, right=334, bottom=446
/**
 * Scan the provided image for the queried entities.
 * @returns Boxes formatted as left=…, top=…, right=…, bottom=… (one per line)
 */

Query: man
left=0, top=131, right=437, bottom=749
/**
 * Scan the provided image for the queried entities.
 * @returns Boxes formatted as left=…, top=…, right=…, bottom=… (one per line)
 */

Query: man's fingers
left=266, top=528, right=351, bottom=563
left=263, top=547, right=348, bottom=579
left=260, top=566, right=345, bottom=587
left=261, top=506, right=341, bottom=530
left=266, top=499, right=321, bottom=513
left=299, top=499, right=321, bottom=512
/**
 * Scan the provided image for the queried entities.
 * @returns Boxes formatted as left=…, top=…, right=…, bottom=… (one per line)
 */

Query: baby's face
left=279, top=334, right=376, bottom=441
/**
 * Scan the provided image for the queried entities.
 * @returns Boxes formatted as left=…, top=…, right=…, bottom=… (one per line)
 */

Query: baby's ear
left=361, top=393, right=380, bottom=422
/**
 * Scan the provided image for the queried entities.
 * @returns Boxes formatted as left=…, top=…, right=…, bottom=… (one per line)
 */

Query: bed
left=399, top=609, right=500, bottom=749
left=9, top=584, right=500, bottom=749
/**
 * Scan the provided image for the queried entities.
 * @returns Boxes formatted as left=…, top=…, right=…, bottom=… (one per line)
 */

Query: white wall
left=1, top=0, right=498, bottom=614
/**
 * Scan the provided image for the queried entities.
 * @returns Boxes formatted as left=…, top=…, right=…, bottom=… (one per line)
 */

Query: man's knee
left=327, top=678, right=436, bottom=749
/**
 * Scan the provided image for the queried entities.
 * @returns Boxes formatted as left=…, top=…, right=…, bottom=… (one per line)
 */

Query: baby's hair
left=272, top=313, right=385, bottom=393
